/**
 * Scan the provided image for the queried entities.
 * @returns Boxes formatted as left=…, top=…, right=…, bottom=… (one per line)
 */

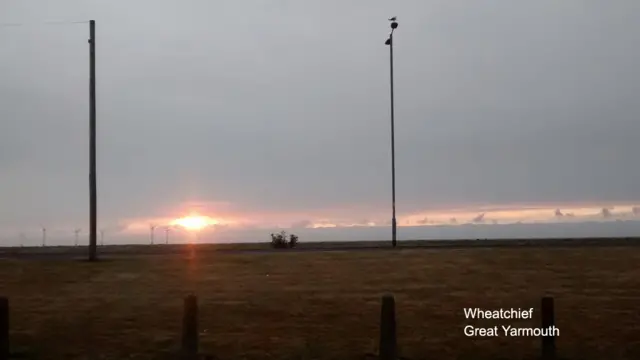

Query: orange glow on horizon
left=170, top=215, right=217, bottom=231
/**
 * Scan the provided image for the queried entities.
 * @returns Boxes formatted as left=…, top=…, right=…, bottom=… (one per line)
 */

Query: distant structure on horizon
left=150, top=224, right=156, bottom=245
left=164, top=227, right=170, bottom=244
left=74, top=228, right=81, bottom=246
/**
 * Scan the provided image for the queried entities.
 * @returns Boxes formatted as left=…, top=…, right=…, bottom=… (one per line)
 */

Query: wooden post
left=0, top=297, right=8, bottom=360
left=88, top=19, right=98, bottom=261
left=379, top=294, right=397, bottom=360
left=181, top=294, right=198, bottom=359
left=541, top=296, right=556, bottom=360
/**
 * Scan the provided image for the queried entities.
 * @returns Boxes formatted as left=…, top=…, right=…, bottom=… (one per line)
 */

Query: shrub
left=270, top=231, right=288, bottom=248
left=289, top=234, right=299, bottom=248
left=270, top=231, right=299, bottom=249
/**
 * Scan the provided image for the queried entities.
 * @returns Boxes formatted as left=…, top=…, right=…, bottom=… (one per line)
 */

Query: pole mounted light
left=385, top=17, right=398, bottom=248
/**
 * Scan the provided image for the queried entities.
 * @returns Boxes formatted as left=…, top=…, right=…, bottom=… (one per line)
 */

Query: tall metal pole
left=386, top=19, right=398, bottom=248
left=88, top=20, right=98, bottom=261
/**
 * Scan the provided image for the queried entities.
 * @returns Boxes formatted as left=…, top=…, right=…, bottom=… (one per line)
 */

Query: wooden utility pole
left=88, top=20, right=98, bottom=261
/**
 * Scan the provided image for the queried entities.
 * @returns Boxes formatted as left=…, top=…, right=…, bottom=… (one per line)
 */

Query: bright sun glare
left=171, top=215, right=216, bottom=231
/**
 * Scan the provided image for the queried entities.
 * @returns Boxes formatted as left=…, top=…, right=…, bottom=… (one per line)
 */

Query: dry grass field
left=1, top=245, right=639, bottom=360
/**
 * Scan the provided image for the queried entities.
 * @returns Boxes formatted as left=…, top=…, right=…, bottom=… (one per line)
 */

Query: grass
left=0, top=245, right=639, bottom=359
left=3, top=237, right=640, bottom=257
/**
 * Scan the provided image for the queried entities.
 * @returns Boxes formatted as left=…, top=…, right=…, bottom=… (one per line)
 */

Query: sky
left=1, top=1, right=640, bottom=245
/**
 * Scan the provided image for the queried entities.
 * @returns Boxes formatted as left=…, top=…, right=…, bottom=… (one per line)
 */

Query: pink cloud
left=112, top=200, right=640, bottom=235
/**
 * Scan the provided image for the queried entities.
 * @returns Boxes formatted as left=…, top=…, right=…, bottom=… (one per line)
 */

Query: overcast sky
left=1, top=1, right=640, bottom=240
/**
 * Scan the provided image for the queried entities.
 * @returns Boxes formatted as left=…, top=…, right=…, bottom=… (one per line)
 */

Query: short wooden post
left=379, top=294, right=397, bottom=360
left=541, top=296, right=556, bottom=360
left=181, top=294, right=198, bottom=360
left=0, top=297, right=8, bottom=360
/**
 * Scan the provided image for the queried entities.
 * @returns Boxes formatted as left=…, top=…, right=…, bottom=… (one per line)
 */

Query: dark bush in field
left=289, top=234, right=299, bottom=248
left=270, top=231, right=299, bottom=249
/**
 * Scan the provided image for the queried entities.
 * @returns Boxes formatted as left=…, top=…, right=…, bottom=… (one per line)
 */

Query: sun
left=171, top=215, right=216, bottom=231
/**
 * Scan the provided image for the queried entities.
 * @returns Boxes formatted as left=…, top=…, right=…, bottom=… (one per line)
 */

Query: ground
left=0, top=242, right=639, bottom=359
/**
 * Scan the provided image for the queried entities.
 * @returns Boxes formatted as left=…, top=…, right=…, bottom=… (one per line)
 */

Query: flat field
left=0, top=244, right=639, bottom=360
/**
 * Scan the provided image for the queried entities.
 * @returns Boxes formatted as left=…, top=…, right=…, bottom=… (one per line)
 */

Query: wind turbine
left=19, top=232, right=26, bottom=247
left=74, top=228, right=81, bottom=246
left=41, top=225, right=47, bottom=247
left=150, top=224, right=156, bottom=245
left=100, top=229, right=105, bottom=246
left=164, top=226, right=171, bottom=245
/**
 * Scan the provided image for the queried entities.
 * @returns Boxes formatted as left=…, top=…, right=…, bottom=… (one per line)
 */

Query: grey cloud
left=2, top=0, right=640, bottom=238
left=291, top=220, right=313, bottom=229
left=352, top=220, right=374, bottom=226
left=472, top=213, right=485, bottom=223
